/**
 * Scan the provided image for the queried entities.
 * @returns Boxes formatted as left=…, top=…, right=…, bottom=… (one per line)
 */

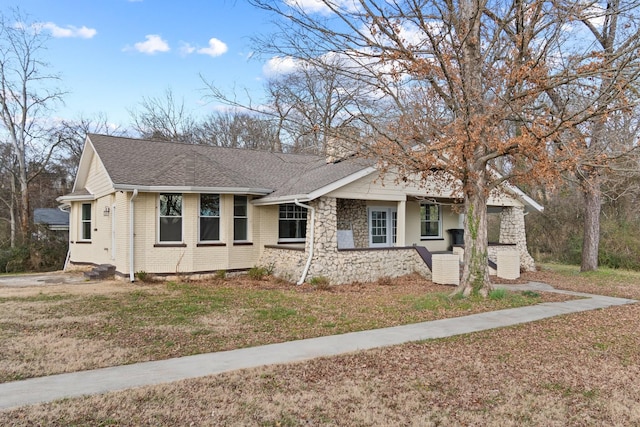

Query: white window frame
left=420, top=203, right=442, bottom=239
left=233, top=195, right=249, bottom=242
left=199, top=194, right=221, bottom=242
left=80, top=203, right=92, bottom=241
left=368, top=207, right=397, bottom=248
left=278, top=203, right=307, bottom=243
left=158, top=193, right=183, bottom=243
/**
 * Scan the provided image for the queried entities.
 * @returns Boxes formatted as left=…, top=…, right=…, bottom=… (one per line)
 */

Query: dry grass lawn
left=1, top=265, right=639, bottom=425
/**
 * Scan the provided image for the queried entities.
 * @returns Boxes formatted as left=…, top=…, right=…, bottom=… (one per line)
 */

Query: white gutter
left=295, top=199, right=315, bottom=286
left=129, top=189, right=139, bottom=282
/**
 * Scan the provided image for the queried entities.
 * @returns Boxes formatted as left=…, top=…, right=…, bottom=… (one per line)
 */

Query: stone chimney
left=325, top=127, right=360, bottom=164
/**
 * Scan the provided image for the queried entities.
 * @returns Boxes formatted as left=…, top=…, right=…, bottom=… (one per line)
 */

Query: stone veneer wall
left=259, top=246, right=307, bottom=283
left=336, top=198, right=368, bottom=248
left=499, top=206, right=536, bottom=271
left=259, top=196, right=431, bottom=285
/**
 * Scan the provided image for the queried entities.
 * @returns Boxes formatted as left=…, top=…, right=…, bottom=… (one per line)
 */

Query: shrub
left=135, top=271, right=152, bottom=282
left=214, top=269, right=226, bottom=280
left=248, top=266, right=268, bottom=280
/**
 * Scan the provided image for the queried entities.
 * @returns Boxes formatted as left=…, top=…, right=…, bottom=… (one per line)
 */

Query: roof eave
left=113, top=184, right=273, bottom=195
left=252, top=194, right=312, bottom=206
left=56, top=194, right=96, bottom=203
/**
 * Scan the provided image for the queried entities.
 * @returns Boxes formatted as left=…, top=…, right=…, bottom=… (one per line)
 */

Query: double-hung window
left=159, top=193, right=182, bottom=242
left=81, top=203, right=92, bottom=240
left=233, top=195, right=248, bottom=241
left=200, top=194, right=220, bottom=242
left=279, top=203, right=307, bottom=242
left=420, top=203, right=442, bottom=239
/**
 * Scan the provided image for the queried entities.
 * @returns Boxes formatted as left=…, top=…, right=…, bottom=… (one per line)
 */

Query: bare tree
left=203, top=56, right=375, bottom=154
left=247, top=0, right=640, bottom=295
left=264, top=59, right=374, bottom=153
left=129, top=88, right=197, bottom=142
left=556, top=0, right=640, bottom=271
left=57, top=112, right=125, bottom=177
left=0, top=9, right=66, bottom=245
left=194, top=111, right=281, bottom=150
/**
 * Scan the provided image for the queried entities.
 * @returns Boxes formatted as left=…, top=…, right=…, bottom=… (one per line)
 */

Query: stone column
left=499, top=206, right=536, bottom=271
left=307, top=197, right=338, bottom=280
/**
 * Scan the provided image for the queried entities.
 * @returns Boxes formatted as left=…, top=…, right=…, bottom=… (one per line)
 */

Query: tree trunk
left=455, top=172, right=492, bottom=297
left=581, top=177, right=601, bottom=272
left=10, top=176, right=16, bottom=248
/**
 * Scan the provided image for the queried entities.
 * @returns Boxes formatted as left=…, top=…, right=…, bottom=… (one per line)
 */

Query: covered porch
left=260, top=195, right=536, bottom=285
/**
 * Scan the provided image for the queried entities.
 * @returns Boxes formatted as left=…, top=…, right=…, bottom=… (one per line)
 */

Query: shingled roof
left=82, top=134, right=373, bottom=203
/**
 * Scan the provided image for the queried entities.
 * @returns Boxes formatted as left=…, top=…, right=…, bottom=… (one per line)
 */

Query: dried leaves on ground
left=1, top=265, right=639, bottom=425
left=0, top=273, right=568, bottom=383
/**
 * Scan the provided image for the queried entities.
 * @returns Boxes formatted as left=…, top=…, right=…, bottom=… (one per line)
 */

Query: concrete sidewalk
left=0, top=282, right=635, bottom=410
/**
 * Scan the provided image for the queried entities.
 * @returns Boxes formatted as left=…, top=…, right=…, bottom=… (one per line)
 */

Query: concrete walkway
left=0, top=282, right=635, bottom=410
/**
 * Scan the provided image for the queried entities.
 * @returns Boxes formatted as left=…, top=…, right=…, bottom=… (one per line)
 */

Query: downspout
left=129, top=189, right=139, bottom=282
left=295, top=199, right=315, bottom=285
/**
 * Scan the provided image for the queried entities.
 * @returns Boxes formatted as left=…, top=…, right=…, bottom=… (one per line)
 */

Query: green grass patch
left=542, top=263, right=640, bottom=284
left=406, top=293, right=453, bottom=311
left=489, top=288, right=507, bottom=300
left=255, top=306, right=297, bottom=321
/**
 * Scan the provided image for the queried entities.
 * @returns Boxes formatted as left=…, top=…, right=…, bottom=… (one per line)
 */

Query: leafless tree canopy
left=0, top=8, right=66, bottom=246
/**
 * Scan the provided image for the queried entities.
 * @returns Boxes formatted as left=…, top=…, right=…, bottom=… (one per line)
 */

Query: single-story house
left=57, top=134, right=542, bottom=284
left=34, top=208, right=70, bottom=243
left=34, top=208, right=70, bottom=232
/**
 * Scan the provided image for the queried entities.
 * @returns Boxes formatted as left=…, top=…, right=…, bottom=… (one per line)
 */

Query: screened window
left=159, top=193, right=182, bottom=242
left=200, top=194, right=220, bottom=241
left=420, top=203, right=441, bottom=238
left=233, top=195, right=248, bottom=241
left=279, top=203, right=307, bottom=241
left=81, top=203, right=91, bottom=240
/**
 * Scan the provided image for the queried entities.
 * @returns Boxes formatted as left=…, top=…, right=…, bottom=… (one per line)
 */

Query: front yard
left=1, top=265, right=639, bottom=425
left=0, top=273, right=565, bottom=382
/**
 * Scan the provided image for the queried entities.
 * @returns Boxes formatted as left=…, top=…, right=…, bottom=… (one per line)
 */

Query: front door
left=368, top=207, right=397, bottom=247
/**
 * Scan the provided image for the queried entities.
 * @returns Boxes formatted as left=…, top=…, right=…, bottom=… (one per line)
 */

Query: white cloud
left=132, top=34, right=170, bottom=54
left=179, top=42, right=196, bottom=56
left=262, top=56, right=299, bottom=77
left=33, top=22, right=97, bottom=39
left=285, top=0, right=360, bottom=15
left=197, top=38, right=228, bottom=57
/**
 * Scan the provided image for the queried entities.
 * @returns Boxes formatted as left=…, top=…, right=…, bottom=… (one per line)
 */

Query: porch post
left=396, top=199, right=406, bottom=246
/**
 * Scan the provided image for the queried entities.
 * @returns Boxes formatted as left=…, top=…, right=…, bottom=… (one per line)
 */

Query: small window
left=279, top=203, right=307, bottom=242
left=159, top=193, right=182, bottom=242
left=200, top=194, right=220, bottom=241
left=233, top=195, right=248, bottom=241
left=420, top=203, right=441, bottom=239
left=81, top=203, right=92, bottom=240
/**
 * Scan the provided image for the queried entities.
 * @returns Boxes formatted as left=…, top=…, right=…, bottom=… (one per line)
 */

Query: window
left=233, top=195, right=248, bottom=241
left=159, top=193, right=182, bottom=242
left=279, top=203, right=307, bottom=242
left=200, top=194, right=220, bottom=241
left=420, top=203, right=441, bottom=238
left=81, top=203, right=92, bottom=240
left=368, top=207, right=397, bottom=247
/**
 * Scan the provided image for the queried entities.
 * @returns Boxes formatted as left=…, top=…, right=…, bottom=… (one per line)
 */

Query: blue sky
left=1, top=0, right=285, bottom=128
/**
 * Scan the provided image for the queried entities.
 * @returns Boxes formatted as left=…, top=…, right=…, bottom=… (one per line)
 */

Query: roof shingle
left=85, top=134, right=371, bottom=200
